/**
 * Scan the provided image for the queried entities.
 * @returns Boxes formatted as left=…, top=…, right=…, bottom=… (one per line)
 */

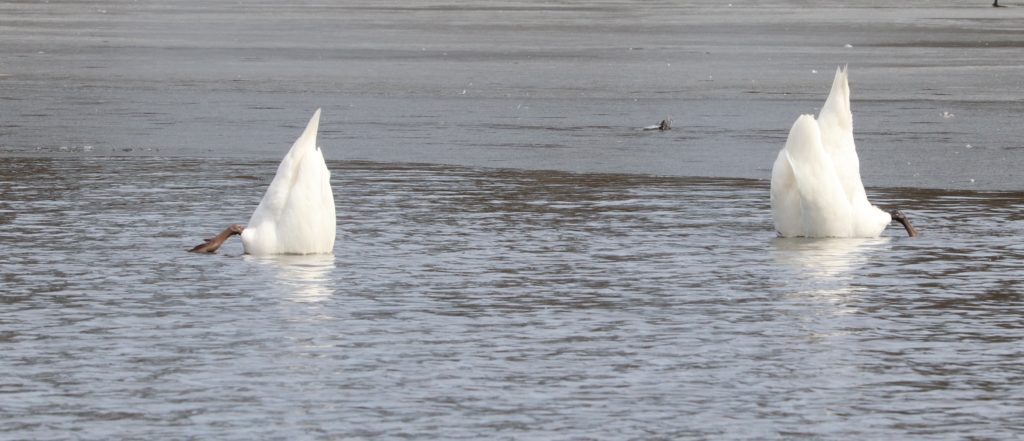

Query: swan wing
left=781, top=115, right=853, bottom=237
left=770, top=148, right=802, bottom=237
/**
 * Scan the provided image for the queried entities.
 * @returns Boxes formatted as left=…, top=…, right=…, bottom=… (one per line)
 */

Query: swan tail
left=816, top=67, right=876, bottom=224
left=282, top=108, right=322, bottom=159
left=249, top=109, right=322, bottom=220
left=817, top=66, right=852, bottom=137
left=299, top=108, right=322, bottom=151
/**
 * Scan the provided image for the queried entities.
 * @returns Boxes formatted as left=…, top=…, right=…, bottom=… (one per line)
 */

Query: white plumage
left=770, top=67, right=892, bottom=238
left=241, top=109, right=336, bottom=255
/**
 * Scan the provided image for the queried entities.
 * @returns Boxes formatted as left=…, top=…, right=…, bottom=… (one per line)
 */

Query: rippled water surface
left=2, top=157, right=1022, bottom=439
left=2, top=1, right=1024, bottom=437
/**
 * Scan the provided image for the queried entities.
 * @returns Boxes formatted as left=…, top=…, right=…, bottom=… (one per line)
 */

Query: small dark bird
left=993, top=0, right=1006, bottom=7
left=641, top=117, right=672, bottom=131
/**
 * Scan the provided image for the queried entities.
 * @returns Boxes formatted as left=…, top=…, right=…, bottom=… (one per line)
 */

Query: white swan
left=191, top=109, right=336, bottom=254
left=770, top=67, right=917, bottom=238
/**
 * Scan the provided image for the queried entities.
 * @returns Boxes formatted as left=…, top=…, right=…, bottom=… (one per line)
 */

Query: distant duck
left=190, top=109, right=337, bottom=254
left=770, top=67, right=918, bottom=238
left=641, top=117, right=672, bottom=131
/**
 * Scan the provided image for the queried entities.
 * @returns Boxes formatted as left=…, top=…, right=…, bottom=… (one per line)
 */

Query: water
left=2, top=0, right=1023, bottom=189
left=2, top=157, right=1023, bottom=439
left=3, top=0, right=1024, bottom=439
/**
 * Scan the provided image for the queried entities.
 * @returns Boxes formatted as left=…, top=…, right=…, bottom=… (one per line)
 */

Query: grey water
left=3, top=158, right=1024, bottom=439
left=2, top=1, right=1024, bottom=440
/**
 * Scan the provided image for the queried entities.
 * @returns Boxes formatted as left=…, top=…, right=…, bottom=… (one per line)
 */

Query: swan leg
left=189, top=224, right=245, bottom=253
left=890, top=210, right=919, bottom=237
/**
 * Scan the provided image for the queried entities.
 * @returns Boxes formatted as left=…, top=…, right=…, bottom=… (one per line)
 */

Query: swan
left=190, top=109, right=336, bottom=254
left=770, top=67, right=918, bottom=238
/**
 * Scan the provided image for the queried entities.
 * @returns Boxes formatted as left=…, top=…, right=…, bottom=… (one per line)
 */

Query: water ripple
left=1, top=157, right=1022, bottom=439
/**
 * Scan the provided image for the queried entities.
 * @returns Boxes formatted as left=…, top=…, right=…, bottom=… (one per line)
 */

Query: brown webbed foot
left=189, top=224, right=245, bottom=253
left=890, top=210, right=919, bottom=237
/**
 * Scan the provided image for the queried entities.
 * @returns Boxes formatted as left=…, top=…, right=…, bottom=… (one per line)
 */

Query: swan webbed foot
left=189, top=224, right=245, bottom=253
left=889, top=210, right=919, bottom=237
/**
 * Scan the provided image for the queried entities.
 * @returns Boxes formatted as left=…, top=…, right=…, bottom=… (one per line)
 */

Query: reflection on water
left=772, top=237, right=888, bottom=277
left=1, top=157, right=1022, bottom=440
left=770, top=237, right=891, bottom=304
left=245, top=254, right=336, bottom=303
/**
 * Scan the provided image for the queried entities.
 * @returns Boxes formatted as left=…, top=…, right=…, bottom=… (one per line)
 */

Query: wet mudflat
left=1, top=1, right=1022, bottom=189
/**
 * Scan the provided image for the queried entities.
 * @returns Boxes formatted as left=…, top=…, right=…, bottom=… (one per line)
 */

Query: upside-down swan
left=770, top=67, right=918, bottom=238
left=190, top=109, right=336, bottom=254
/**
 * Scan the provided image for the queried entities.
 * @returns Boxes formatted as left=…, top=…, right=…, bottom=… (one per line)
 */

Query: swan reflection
left=245, top=254, right=336, bottom=302
left=771, top=237, right=889, bottom=302
left=771, top=237, right=887, bottom=277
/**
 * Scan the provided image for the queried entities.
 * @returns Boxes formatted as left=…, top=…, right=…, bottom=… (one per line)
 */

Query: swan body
left=770, top=67, right=892, bottom=238
left=240, top=109, right=336, bottom=255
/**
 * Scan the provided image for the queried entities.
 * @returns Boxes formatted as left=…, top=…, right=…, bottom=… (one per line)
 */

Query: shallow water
left=2, top=157, right=1022, bottom=439
left=3, top=0, right=1024, bottom=438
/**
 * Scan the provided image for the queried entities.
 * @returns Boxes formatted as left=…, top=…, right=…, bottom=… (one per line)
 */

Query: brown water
left=2, top=0, right=1024, bottom=439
